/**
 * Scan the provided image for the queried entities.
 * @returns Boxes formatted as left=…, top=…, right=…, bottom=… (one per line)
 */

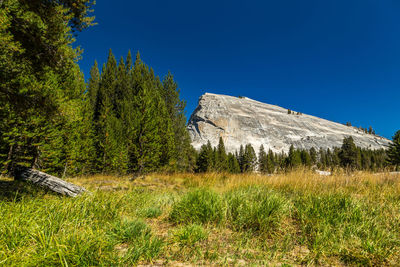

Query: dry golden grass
left=114, top=169, right=400, bottom=196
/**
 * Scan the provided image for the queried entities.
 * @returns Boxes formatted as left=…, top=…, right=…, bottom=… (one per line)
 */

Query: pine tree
left=300, top=150, right=312, bottom=167
left=60, top=67, right=97, bottom=176
left=267, top=149, right=275, bottom=174
left=161, top=72, right=192, bottom=171
left=0, top=0, right=95, bottom=113
left=87, top=60, right=100, bottom=116
left=196, top=141, right=213, bottom=173
left=258, top=145, right=268, bottom=173
left=97, top=50, right=119, bottom=173
left=387, top=130, right=400, bottom=167
left=215, top=137, right=228, bottom=171
left=288, top=145, right=301, bottom=169
left=87, top=60, right=102, bottom=171
left=127, top=53, right=162, bottom=173
left=325, top=148, right=333, bottom=168
left=310, top=147, right=317, bottom=165
left=238, top=145, right=245, bottom=172
left=0, top=0, right=95, bottom=174
left=227, top=152, right=240, bottom=173
left=332, top=148, right=341, bottom=167
left=318, top=148, right=326, bottom=169
left=339, top=136, right=359, bottom=170
left=242, top=144, right=257, bottom=172
left=186, top=146, right=198, bottom=173
left=126, top=50, right=133, bottom=73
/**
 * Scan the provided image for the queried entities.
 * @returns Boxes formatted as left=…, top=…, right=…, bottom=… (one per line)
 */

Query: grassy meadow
left=1, top=170, right=400, bottom=266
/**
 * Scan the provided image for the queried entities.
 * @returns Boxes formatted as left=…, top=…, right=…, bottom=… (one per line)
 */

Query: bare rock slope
left=187, top=93, right=391, bottom=153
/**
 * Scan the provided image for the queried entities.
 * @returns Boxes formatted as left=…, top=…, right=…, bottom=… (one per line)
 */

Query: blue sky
left=75, top=0, right=400, bottom=139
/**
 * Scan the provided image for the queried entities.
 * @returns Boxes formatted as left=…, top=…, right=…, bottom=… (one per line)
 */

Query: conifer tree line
left=0, top=0, right=195, bottom=176
left=0, top=47, right=195, bottom=175
left=194, top=136, right=398, bottom=174
left=85, top=50, right=195, bottom=174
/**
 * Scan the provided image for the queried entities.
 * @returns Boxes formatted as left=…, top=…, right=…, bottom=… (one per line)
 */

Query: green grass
left=169, top=188, right=225, bottom=225
left=225, top=186, right=291, bottom=234
left=109, top=219, right=164, bottom=264
left=172, top=224, right=208, bottom=247
left=1, top=171, right=400, bottom=266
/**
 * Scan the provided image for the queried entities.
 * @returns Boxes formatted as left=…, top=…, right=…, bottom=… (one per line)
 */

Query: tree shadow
left=0, top=179, right=49, bottom=202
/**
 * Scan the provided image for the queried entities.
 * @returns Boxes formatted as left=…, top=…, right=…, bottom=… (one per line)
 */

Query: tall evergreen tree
left=0, top=0, right=95, bottom=174
left=87, top=60, right=100, bottom=115
left=387, top=130, right=400, bottom=168
left=339, top=136, right=359, bottom=170
left=267, top=149, right=276, bottom=174
left=288, top=145, right=301, bottom=169
left=242, top=144, right=257, bottom=172
left=300, top=150, right=312, bottom=167
left=227, top=152, right=241, bottom=173
left=258, top=145, right=268, bottom=173
left=238, top=145, right=245, bottom=172
left=126, top=53, right=162, bottom=173
left=62, top=69, right=97, bottom=176
left=161, top=72, right=192, bottom=171
left=97, top=50, right=120, bottom=173
left=215, top=137, right=228, bottom=171
left=309, top=147, right=317, bottom=165
left=196, top=141, right=213, bottom=173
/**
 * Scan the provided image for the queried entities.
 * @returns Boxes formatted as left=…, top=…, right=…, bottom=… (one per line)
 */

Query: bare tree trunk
left=14, top=166, right=87, bottom=197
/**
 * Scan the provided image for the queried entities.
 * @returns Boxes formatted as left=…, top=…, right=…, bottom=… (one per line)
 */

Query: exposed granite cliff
left=187, top=93, right=391, bottom=153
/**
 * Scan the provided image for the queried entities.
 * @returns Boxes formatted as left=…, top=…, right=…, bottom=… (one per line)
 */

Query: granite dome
left=187, top=93, right=391, bottom=153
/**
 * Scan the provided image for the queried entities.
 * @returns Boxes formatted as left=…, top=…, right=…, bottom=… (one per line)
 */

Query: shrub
left=169, top=188, right=224, bottom=225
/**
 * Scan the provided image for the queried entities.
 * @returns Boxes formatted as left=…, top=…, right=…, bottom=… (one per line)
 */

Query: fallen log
left=14, top=166, right=87, bottom=197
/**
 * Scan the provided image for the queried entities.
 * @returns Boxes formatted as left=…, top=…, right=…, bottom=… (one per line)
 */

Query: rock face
left=187, top=93, right=391, bottom=153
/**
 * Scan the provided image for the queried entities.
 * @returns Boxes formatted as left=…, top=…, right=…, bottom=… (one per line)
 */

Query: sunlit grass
left=1, top=170, right=399, bottom=265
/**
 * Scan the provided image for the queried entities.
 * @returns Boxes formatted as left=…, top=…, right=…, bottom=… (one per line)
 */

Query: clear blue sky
left=75, top=0, right=400, bottom=139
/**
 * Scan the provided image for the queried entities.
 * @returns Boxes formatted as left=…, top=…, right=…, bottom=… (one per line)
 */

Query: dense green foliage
left=387, top=130, right=400, bottom=168
left=0, top=0, right=95, bottom=111
left=0, top=0, right=96, bottom=175
left=0, top=0, right=193, bottom=176
left=85, top=50, right=193, bottom=174
left=339, top=136, right=359, bottom=169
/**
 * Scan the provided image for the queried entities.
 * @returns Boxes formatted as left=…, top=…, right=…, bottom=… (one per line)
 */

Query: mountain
left=187, top=93, right=391, bottom=153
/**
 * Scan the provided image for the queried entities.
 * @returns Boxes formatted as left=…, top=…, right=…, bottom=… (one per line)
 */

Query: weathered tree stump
left=14, top=166, right=87, bottom=197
